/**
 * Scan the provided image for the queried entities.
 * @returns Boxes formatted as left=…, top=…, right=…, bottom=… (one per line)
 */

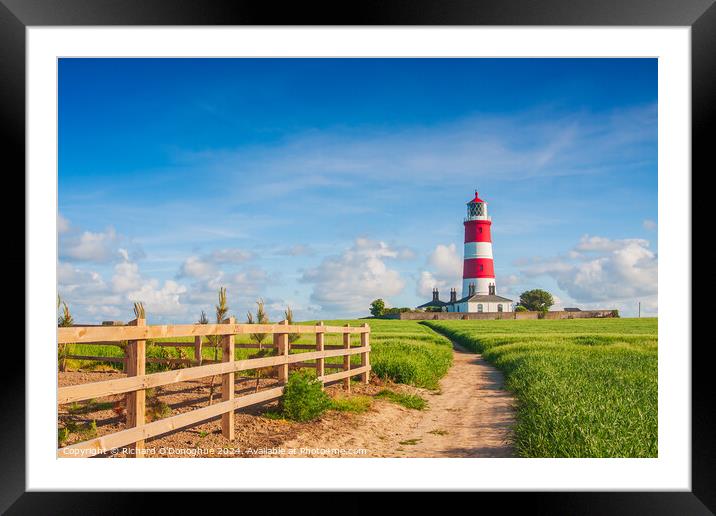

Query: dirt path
left=280, top=341, right=517, bottom=458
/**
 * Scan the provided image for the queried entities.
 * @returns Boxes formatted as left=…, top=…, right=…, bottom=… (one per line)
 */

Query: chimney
left=432, top=288, right=439, bottom=302
left=450, top=288, right=457, bottom=303
left=469, top=283, right=476, bottom=296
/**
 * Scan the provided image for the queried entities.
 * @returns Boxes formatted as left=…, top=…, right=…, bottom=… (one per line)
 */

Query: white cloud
left=301, top=238, right=405, bottom=315
left=62, top=227, right=120, bottom=262
left=125, top=279, right=187, bottom=317
left=178, top=255, right=219, bottom=280
left=416, top=243, right=462, bottom=297
left=521, top=234, right=658, bottom=307
left=643, top=219, right=657, bottom=231
left=112, top=260, right=143, bottom=293
left=178, top=248, right=254, bottom=280
left=58, top=213, right=70, bottom=233
left=59, top=217, right=142, bottom=264
left=59, top=253, right=191, bottom=321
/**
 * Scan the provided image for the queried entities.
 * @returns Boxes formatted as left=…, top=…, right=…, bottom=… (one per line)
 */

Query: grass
left=67, top=399, right=114, bottom=414
left=375, top=389, right=427, bottom=410
left=330, top=395, right=373, bottom=413
left=424, top=318, right=658, bottom=458
left=304, top=319, right=453, bottom=390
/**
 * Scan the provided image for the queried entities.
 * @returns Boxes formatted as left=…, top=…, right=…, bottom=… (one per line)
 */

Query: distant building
left=416, top=288, right=448, bottom=311
left=564, top=307, right=582, bottom=312
left=417, top=191, right=513, bottom=313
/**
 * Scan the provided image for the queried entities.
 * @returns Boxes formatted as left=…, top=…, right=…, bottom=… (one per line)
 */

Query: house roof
left=416, top=299, right=448, bottom=309
left=448, top=294, right=513, bottom=304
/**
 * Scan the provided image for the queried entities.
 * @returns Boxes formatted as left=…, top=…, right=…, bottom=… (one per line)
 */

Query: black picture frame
left=2, top=0, right=709, bottom=512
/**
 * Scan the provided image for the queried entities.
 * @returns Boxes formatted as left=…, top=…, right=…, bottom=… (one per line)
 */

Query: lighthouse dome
left=466, top=190, right=489, bottom=220
left=468, top=191, right=485, bottom=204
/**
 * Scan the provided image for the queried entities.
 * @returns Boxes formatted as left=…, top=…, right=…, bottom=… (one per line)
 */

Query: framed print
left=3, top=0, right=712, bottom=512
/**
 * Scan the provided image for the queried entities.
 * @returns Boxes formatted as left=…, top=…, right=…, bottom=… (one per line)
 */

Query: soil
left=58, top=342, right=516, bottom=458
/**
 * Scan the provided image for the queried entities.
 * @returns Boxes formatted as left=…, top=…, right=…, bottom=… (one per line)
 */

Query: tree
left=208, top=287, right=229, bottom=405
left=369, top=299, right=385, bottom=317
left=248, top=298, right=269, bottom=347
left=57, top=296, right=74, bottom=372
left=248, top=299, right=272, bottom=393
left=518, top=289, right=554, bottom=312
left=284, top=306, right=300, bottom=344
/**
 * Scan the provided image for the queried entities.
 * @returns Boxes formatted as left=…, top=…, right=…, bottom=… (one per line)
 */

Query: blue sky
left=58, top=58, right=658, bottom=323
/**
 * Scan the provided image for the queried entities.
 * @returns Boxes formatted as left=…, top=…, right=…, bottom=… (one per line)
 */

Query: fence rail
left=57, top=320, right=370, bottom=458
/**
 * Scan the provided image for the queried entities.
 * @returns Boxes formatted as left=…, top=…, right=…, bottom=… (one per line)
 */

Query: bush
left=281, top=371, right=332, bottom=422
left=514, top=305, right=528, bottom=312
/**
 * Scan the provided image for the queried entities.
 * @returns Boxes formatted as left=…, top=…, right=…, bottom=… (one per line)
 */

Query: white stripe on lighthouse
left=462, top=278, right=496, bottom=298
left=463, top=242, right=493, bottom=259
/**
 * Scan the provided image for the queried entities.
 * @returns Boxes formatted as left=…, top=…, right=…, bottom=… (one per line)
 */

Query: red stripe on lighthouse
left=464, top=220, right=492, bottom=243
left=463, top=258, right=495, bottom=278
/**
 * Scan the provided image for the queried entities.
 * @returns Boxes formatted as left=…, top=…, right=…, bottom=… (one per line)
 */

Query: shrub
left=515, top=305, right=528, bottom=312
left=281, top=371, right=332, bottom=422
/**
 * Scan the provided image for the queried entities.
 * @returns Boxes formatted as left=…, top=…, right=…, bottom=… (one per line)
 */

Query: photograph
left=56, top=57, right=658, bottom=460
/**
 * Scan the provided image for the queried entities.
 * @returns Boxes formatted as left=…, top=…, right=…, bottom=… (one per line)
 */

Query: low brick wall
left=385, top=310, right=617, bottom=321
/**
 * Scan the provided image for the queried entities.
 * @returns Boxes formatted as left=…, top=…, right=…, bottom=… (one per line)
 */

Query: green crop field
left=423, top=318, right=658, bottom=458
left=61, top=317, right=657, bottom=458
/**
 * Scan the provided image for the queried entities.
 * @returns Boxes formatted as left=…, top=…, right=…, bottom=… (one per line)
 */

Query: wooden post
left=360, top=323, right=370, bottom=384
left=194, top=336, right=203, bottom=366
left=125, top=317, right=146, bottom=458
left=316, top=321, right=325, bottom=388
left=343, top=324, right=351, bottom=392
left=277, top=320, right=289, bottom=383
left=221, top=316, right=235, bottom=441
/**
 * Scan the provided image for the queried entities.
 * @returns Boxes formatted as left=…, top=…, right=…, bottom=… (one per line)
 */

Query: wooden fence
left=57, top=319, right=371, bottom=458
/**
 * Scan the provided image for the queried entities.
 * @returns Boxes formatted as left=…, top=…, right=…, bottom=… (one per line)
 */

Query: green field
left=62, top=317, right=658, bottom=458
left=423, top=318, right=658, bottom=458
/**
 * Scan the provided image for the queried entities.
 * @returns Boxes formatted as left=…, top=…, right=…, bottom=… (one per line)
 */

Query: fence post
left=343, top=324, right=351, bottom=392
left=221, top=316, right=235, bottom=441
left=194, top=336, right=203, bottom=366
left=277, top=319, right=289, bottom=383
left=360, top=323, right=370, bottom=384
left=125, top=317, right=146, bottom=458
left=316, top=321, right=325, bottom=388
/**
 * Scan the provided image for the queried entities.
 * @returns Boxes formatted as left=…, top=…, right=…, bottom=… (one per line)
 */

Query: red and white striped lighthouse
left=462, top=191, right=497, bottom=298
